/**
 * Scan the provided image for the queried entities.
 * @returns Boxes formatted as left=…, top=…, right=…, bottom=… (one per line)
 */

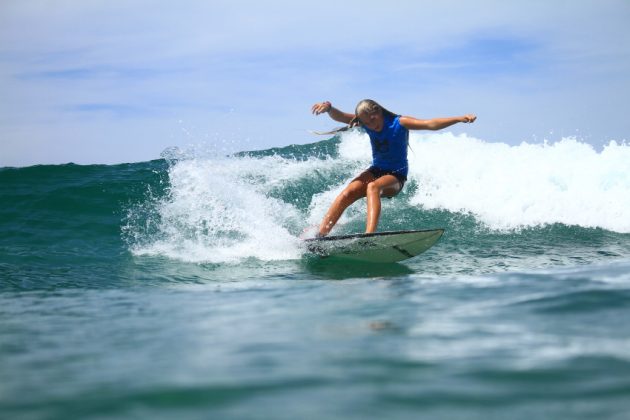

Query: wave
left=2, top=132, right=629, bottom=266
left=122, top=132, right=630, bottom=263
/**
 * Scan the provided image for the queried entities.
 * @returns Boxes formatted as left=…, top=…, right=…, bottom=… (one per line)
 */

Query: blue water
left=2, top=133, right=630, bottom=419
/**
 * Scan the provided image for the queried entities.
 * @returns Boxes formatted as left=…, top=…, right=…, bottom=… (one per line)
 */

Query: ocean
left=2, top=131, right=630, bottom=419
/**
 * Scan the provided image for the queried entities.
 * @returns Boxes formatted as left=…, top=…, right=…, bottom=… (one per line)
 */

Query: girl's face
left=358, top=109, right=384, bottom=132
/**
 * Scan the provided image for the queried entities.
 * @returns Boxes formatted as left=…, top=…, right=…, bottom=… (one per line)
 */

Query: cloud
left=1, top=0, right=629, bottom=166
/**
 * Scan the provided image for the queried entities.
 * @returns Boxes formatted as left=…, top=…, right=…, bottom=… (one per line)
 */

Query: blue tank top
left=362, top=115, right=409, bottom=177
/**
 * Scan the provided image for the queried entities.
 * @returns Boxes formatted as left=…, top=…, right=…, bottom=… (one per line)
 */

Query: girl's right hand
left=311, top=101, right=332, bottom=115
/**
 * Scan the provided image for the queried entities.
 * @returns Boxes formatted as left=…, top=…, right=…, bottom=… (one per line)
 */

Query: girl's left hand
left=462, top=114, right=477, bottom=123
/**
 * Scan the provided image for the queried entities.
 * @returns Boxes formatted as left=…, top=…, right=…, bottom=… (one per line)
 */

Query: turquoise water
left=2, top=133, right=630, bottom=419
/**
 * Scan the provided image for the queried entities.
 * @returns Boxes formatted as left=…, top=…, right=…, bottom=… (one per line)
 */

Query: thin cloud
left=1, top=1, right=629, bottom=166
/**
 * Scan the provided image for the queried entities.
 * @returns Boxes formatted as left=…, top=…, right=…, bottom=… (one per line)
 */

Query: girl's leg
left=317, top=171, right=374, bottom=237
left=365, top=175, right=401, bottom=233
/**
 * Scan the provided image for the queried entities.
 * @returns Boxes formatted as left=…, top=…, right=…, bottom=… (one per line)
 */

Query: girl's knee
left=366, top=182, right=381, bottom=195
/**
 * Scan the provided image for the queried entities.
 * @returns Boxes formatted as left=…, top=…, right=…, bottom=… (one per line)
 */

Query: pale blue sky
left=1, top=0, right=629, bottom=167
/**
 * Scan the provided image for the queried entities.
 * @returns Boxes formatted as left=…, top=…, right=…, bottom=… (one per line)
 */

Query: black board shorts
left=367, top=166, right=407, bottom=190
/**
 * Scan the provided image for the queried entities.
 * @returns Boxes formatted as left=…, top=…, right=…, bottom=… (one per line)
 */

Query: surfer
left=311, top=99, right=476, bottom=237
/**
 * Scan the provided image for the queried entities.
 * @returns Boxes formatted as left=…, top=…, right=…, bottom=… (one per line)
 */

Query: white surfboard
left=304, top=229, right=444, bottom=263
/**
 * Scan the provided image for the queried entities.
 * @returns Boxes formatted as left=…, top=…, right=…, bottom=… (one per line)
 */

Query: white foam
left=404, top=133, right=630, bottom=232
left=337, top=129, right=373, bottom=162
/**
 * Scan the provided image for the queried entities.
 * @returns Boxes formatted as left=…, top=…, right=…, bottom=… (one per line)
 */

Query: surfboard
left=304, top=228, right=444, bottom=263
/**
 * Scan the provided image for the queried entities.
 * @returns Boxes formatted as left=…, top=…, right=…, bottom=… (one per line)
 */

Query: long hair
left=313, top=99, right=399, bottom=135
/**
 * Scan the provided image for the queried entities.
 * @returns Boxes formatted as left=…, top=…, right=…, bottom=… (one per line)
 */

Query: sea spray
left=126, top=157, right=306, bottom=263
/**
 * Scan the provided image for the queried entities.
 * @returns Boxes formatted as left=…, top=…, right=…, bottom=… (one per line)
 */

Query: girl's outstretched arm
left=400, top=114, right=476, bottom=131
left=311, top=101, right=355, bottom=125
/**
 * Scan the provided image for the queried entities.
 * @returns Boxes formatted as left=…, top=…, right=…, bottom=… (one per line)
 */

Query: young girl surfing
left=311, top=99, right=476, bottom=237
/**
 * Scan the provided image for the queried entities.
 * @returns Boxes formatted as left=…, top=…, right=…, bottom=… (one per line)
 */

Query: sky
left=1, top=0, right=629, bottom=167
